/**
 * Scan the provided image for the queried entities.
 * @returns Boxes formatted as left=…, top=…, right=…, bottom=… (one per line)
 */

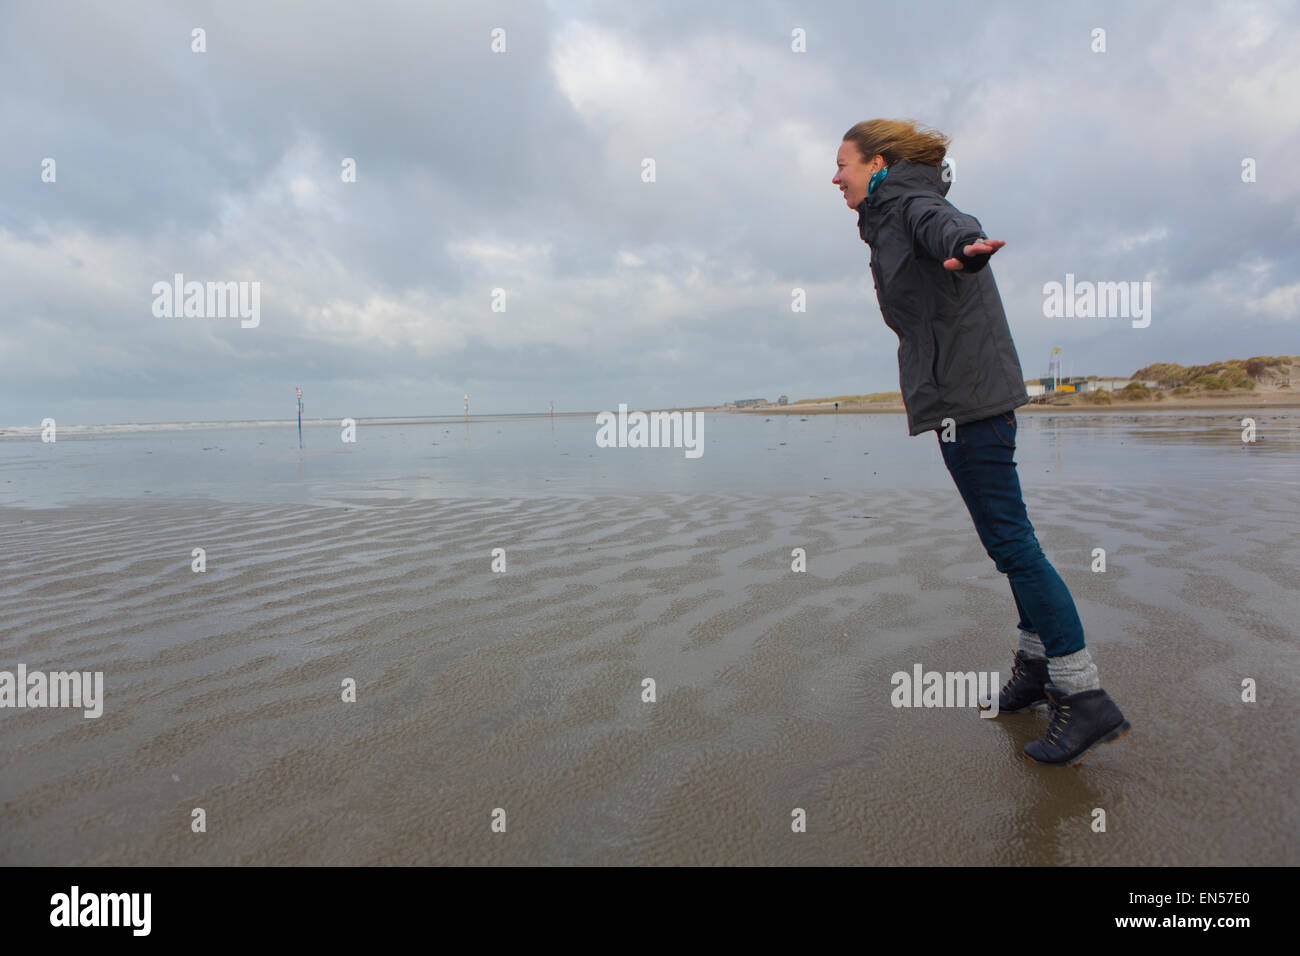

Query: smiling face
left=834, top=140, right=885, bottom=210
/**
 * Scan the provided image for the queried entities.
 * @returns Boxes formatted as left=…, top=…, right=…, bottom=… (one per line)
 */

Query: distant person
left=833, top=119, right=1130, bottom=765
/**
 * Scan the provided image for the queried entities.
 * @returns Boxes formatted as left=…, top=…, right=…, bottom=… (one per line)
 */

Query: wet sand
left=1, top=486, right=1296, bottom=865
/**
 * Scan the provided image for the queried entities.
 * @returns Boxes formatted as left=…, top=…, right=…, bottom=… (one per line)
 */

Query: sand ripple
left=1, top=487, right=1296, bottom=864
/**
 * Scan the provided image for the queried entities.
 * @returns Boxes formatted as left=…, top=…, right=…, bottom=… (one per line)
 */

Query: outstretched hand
left=943, top=239, right=1006, bottom=271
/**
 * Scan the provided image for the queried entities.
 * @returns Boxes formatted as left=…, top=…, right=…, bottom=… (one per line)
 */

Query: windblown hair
left=842, top=119, right=950, bottom=167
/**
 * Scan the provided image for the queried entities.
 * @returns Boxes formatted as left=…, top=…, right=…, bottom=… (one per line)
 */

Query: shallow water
left=1, top=409, right=1296, bottom=508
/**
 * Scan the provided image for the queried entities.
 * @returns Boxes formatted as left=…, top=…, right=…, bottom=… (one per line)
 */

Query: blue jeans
left=936, top=410, right=1085, bottom=657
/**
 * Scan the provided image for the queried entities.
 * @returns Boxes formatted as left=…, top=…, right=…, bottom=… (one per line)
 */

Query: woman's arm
left=898, top=192, right=1005, bottom=273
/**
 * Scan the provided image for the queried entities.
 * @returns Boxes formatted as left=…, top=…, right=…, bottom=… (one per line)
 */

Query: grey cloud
left=1, top=0, right=1295, bottom=425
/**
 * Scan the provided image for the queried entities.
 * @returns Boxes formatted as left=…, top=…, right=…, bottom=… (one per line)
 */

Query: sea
left=1, top=409, right=1296, bottom=509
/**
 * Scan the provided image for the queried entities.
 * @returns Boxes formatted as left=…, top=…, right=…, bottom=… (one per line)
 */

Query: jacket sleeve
left=899, top=192, right=992, bottom=274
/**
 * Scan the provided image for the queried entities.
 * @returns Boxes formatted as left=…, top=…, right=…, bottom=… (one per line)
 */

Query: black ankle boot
left=1023, top=683, right=1132, bottom=766
left=980, top=650, right=1050, bottom=714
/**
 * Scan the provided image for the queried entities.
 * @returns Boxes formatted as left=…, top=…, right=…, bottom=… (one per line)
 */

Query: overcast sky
left=2, top=0, right=1297, bottom=424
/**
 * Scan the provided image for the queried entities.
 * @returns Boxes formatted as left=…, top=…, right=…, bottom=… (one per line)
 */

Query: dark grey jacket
left=856, top=159, right=1029, bottom=436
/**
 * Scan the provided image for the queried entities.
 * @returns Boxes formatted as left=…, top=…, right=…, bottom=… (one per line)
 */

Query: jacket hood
left=857, top=158, right=952, bottom=242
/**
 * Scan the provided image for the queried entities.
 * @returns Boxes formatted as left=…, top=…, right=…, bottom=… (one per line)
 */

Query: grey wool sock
left=1047, top=647, right=1101, bottom=695
left=1017, top=628, right=1048, bottom=661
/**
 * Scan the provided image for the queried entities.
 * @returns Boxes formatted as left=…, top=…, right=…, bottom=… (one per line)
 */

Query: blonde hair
left=842, top=119, right=950, bottom=167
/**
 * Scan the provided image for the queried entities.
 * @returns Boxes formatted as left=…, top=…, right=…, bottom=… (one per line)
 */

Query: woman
left=833, top=119, right=1130, bottom=766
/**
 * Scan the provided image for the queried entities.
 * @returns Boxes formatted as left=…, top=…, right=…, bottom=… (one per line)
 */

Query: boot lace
left=1044, top=695, right=1072, bottom=744
left=1006, top=655, right=1031, bottom=692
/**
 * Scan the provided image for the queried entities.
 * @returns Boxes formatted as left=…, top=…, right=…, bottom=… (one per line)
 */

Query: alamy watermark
left=152, top=273, right=260, bottom=328
left=50, top=886, right=150, bottom=936
left=595, top=403, right=703, bottom=459
left=0, top=665, right=103, bottom=718
left=891, top=663, right=1000, bottom=717
left=1042, top=273, right=1151, bottom=328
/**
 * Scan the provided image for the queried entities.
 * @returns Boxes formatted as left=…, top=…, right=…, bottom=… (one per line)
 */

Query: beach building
left=1089, top=378, right=1133, bottom=392
left=1092, top=378, right=1158, bottom=391
left=1036, top=377, right=1161, bottom=395
left=734, top=398, right=767, bottom=408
